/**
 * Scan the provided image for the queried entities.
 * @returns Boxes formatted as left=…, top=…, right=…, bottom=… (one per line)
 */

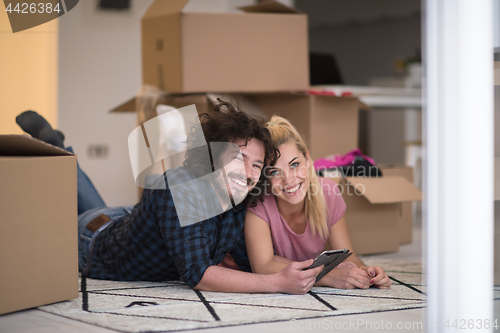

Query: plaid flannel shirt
left=82, top=167, right=251, bottom=288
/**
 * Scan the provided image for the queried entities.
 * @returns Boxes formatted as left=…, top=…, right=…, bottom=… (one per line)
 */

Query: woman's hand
left=325, top=216, right=391, bottom=289
left=319, top=261, right=371, bottom=289
left=360, top=265, right=391, bottom=289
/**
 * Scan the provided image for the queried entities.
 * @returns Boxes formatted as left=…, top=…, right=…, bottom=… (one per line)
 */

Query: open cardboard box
left=142, top=0, right=309, bottom=93
left=378, top=164, right=416, bottom=244
left=0, top=135, right=78, bottom=315
left=326, top=175, right=422, bottom=255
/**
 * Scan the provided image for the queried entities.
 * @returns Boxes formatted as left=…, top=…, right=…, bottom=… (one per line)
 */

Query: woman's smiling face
left=266, top=141, right=310, bottom=206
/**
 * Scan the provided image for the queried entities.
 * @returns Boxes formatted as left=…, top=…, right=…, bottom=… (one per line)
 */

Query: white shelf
left=313, top=85, right=423, bottom=109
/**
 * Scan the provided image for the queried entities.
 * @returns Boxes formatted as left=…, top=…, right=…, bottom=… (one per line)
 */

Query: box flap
left=358, top=100, right=371, bottom=110
left=142, top=0, right=188, bottom=19
left=0, top=135, right=73, bottom=156
left=110, top=97, right=137, bottom=113
left=238, top=1, right=301, bottom=14
left=110, top=95, right=175, bottom=113
left=346, top=176, right=422, bottom=204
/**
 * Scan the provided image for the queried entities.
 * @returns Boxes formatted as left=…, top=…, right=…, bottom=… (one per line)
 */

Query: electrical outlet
left=87, top=144, right=109, bottom=159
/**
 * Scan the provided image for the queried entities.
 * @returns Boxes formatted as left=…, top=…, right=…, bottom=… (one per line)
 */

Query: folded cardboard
left=327, top=175, right=422, bottom=255
left=141, top=0, right=309, bottom=93
left=112, top=92, right=367, bottom=161
left=378, top=164, right=415, bottom=244
left=0, top=135, right=78, bottom=315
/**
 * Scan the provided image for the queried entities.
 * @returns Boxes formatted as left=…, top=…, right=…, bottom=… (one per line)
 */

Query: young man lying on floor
left=15, top=101, right=323, bottom=294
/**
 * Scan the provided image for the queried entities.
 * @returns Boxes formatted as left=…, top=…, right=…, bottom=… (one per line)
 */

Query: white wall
left=58, top=0, right=154, bottom=207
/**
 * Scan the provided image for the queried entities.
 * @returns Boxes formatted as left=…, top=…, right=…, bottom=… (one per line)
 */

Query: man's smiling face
left=215, top=138, right=265, bottom=206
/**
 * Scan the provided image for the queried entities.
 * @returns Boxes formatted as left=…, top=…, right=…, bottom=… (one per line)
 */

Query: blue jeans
left=66, top=147, right=106, bottom=216
left=66, top=147, right=134, bottom=271
left=77, top=205, right=133, bottom=271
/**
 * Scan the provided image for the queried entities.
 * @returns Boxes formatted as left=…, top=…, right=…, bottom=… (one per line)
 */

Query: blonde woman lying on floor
left=244, top=116, right=391, bottom=289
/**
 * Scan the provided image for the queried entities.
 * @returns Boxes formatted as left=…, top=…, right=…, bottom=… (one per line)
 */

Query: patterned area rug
left=39, top=259, right=426, bottom=332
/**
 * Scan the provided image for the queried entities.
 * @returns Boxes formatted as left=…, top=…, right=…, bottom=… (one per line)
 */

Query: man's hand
left=360, top=265, right=391, bottom=289
left=320, top=261, right=371, bottom=289
left=276, top=259, right=323, bottom=294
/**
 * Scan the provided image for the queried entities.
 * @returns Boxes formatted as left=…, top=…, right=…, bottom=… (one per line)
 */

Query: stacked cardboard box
left=248, top=93, right=366, bottom=160
left=0, top=135, right=78, bottom=315
left=141, top=0, right=308, bottom=93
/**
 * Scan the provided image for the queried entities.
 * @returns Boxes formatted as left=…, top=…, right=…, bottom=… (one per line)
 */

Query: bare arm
left=274, top=255, right=294, bottom=264
left=327, top=216, right=365, bottom=267
left=235, top=211, right=326, bottom=294
left=314, top=216, right=370, bottom=288
left=244, top=211, right=290, bottom=274
left=194, top=265, right=279, bottom=293
left=316, top=216, right=390, bottom=289
left=194, top=260, right=323, bottom=294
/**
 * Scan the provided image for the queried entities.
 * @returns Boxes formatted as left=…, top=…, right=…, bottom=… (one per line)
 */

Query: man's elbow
left=192, top=282, right=204, bottom=291
left=193, top=279, right=211, bottom=291
left=192, top=267, right=215, bottom=291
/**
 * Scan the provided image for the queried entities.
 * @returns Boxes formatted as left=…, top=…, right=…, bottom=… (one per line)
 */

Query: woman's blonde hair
left=266, top=116, right=329, bottom=239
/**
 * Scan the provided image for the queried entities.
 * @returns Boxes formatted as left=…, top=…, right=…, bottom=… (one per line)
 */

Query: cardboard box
left=248, top=93, right=366, bottom=160
left=327, top=176, right=422, bottom=255
left=378, top=164, right=415, bottom=244
left=142, top=0, right=309, bottom=93
left=112, top=92, right=366, bottom=161
left=0, top=135, right=78, bottom=315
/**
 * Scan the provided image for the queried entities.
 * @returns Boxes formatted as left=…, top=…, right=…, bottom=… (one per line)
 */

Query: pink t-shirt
left=247, top=177, right=346, bottom=262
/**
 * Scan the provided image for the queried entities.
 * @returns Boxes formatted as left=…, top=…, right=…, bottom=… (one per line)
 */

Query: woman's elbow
left=249, top=263, right=263, bottom=274
left=250, top=261, right=277, bottom=275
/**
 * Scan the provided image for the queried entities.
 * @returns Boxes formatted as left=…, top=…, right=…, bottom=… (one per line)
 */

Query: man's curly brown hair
left=183, top=99, right=277, bottom=207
